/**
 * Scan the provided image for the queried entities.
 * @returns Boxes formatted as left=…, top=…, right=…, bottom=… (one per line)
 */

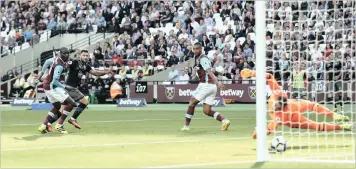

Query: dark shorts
left=292, top=88, right=307, bottom=99
left=66, top=88, right=85, bottom=102
left=328, top=81, right=342, bottom=92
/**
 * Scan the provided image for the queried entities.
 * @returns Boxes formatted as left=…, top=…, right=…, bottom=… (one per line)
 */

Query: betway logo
left=212, top=99, right=221, bottom=106
left=220, top=89, right=244, bottom=97
left=119, top=99, right=142, bottom=106
left=179, top=89, right=195, bottom=96
left=12, top=98, right=35, bottom=106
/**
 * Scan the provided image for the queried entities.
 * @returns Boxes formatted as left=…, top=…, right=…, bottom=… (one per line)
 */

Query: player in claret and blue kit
left=38, top=50, right=111, bottom=132
left=38, top=47, right=77, bottom=134
left=181, top=42, right=230, bottom=131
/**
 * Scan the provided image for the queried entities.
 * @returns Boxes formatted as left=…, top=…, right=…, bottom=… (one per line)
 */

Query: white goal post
left=255, top=0, right=355, bottom=164
left=255, top=0, right=270, bottom=162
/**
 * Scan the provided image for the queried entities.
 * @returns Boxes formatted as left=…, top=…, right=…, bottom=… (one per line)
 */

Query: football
left=271, top=136, right=287, bottom=152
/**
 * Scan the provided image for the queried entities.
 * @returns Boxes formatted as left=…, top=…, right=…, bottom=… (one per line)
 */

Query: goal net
left=255, top=0, right=355, bottom=163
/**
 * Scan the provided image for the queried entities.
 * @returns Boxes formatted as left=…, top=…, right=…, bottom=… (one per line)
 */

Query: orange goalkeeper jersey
left=266, top=73, right=316, bottom=133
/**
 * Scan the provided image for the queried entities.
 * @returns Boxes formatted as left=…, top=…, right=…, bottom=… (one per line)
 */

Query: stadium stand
left=1, top=0, right=355, bottom=102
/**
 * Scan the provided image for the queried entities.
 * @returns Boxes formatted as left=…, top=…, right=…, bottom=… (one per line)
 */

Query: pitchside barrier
left=130, top=81, right=356, bottom=103
left=11, top=98, right=35, bottom=106
left=7, top=81, right=355, bottom=106
left=196, top=98, right=225, bottom=107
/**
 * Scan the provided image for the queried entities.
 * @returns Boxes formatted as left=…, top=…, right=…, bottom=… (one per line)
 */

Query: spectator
left=177, top=70, right=190, bottom=85
left=142, top=64, right=151, bottom=79
left=131, top=66, right=142, bottom=81
left=167, top=65, right=180, bottom=84
left=11, top=75, right=25, bottom=97
left=118, top=66, right=127, bottom=79
left=104, top=46, right=115, bottom=59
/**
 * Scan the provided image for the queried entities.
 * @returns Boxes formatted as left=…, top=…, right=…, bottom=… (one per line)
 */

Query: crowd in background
left=1, top=0, right=356, bottom=100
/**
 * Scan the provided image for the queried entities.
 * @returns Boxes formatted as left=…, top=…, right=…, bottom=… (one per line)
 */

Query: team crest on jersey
left=165, top=87, right=176, bottom=100
left=248, top=86, right=256, bottom=99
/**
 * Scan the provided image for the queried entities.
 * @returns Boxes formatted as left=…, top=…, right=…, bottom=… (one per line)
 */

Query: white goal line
left=143, top=155, right=355, bottom=168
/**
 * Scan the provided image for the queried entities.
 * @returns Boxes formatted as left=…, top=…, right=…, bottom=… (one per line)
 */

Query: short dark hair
left=81, top=50, right=89, bottom=53
left=194, top=42, right=202, bottom=47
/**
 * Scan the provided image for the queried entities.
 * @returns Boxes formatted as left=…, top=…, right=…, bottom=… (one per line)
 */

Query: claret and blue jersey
left=196, top=56, right=214, bottom=84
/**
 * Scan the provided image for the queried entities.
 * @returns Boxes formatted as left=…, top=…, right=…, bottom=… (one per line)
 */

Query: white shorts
left=192, top=83, right=217, bottom=105
left=44, top=88, right=69, bottom=103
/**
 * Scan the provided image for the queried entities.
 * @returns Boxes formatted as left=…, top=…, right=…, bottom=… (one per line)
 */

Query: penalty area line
left=1, top=137, right=249, bottom=151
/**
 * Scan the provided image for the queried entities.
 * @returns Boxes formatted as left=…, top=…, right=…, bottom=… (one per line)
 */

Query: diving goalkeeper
left=240, top=69, right=352, bottom=139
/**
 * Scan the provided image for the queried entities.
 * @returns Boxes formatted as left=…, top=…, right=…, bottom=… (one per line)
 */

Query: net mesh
left=265, top=0, right=355, bottom=162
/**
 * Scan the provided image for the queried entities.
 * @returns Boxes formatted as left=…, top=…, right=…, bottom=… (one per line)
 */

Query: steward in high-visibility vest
left=110, top=79, right=123, bottom=99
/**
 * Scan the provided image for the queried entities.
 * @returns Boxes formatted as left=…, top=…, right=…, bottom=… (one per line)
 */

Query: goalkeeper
left=240, top=69, right=352, bottom=139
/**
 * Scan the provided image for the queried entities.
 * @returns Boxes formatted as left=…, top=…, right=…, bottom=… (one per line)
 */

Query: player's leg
left=181, top=84, right=204, bottom=131
left=38, top=90, right=62, bottom=133
left=297, top=115, right=352, bottom=131
left=68, top=88, right=86, bottom=129
left=52, top=88, right=77, bottom=134
left=310, top=101, right=350, bottom=122
left=55, top=104, right=75, bottom=134
left=301, top=88, right=308, bottom=100
left=334, top=82, right=344, bottom=112
left=202, top=85, right=230, bottom=130
left=38, top=102, right=61, bottom=133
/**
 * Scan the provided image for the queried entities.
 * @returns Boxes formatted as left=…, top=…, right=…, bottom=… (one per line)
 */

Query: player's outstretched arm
left=240, top=69, right=286, bottom=98
left=252, top=113, right=281, bottom=139
left=89, top=67, right=112, bottom=76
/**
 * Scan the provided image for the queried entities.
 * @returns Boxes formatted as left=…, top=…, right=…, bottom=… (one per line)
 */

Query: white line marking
left=144, top=158, right=355, bottom=168
left=142, top=160, right=256, bottom=168
left=1, top=137, right=249, bottom=151
left=2, top=117, right=253, bottom=127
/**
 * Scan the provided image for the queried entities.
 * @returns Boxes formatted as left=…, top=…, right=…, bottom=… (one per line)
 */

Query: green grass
left=1, top=104, right=355, bottom=168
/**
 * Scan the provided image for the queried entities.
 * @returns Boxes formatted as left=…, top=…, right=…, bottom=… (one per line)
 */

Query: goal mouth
left=254, top=0, right=356, bottom=163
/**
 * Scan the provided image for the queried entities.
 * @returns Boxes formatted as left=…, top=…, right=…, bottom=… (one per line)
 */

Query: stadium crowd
left=1, top=0, right=356, bottom=101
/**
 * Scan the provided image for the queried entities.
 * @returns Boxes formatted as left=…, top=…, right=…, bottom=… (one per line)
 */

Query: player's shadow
left=12, top=133, right=65, bottom=141
left=250, top=162, right=265, bottom=168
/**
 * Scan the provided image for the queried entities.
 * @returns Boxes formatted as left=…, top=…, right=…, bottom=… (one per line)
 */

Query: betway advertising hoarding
left=158, top=84, right=256, bottom=103
left=129, top=82, right=355, bottom=103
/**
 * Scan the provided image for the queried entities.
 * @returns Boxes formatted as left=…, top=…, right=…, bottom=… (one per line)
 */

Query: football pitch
left=1, top=104, right=355, bottom=168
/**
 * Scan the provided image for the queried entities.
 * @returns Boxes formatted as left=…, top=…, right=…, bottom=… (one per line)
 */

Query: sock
left=338, top=95, right=343, bottom=109
left=207, top=110, right=225, bottom=122
left=71, top=103, right=87, bottom=120
left=58, top=110, right=70, bottom=125
left=185, top=105, right=195, bottom=126
left=301, top=122, right=341, bottom=131
left=314, top=104, right=335, bottom=118
left=48, top=109, right=61, bottom=124
left=42, top=112, right=55, bottom=125
left=316, top=123, right=341, bottom=131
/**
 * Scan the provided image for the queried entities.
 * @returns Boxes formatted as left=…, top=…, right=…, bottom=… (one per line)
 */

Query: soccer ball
left=271, top=136, right=287, bottom=152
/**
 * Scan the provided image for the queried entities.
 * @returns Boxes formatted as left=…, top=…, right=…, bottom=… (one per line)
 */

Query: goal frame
left=255, top=0, right=270, bottom=162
